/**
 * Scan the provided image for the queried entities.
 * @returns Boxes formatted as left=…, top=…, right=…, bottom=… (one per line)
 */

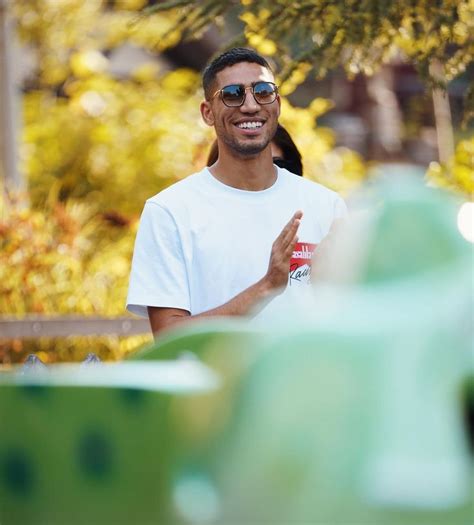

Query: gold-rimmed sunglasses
left=211, top=81, right=278, bottom=107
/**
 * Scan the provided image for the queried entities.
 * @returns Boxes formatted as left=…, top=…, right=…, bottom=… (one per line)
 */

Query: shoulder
left=279, top=168, right=343, bottom=202
left=278, top=168, right=347, bottom=223
left=147, top=169, right=207, bottom=209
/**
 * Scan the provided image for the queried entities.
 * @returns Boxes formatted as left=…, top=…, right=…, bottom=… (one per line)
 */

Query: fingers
left=266, top=212, right=303, bottom=290
left=275, top=210, right=303, bottom=247
left=274, top=213, right=301, bottom=263
left=281, top=235, right=298, bottom=261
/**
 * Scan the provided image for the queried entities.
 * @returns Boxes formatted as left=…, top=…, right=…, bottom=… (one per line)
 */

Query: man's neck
left=209, top=148, right=277, bottom=191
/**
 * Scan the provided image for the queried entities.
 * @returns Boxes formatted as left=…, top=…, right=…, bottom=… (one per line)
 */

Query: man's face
left=201, top=62, right=280, bottom=157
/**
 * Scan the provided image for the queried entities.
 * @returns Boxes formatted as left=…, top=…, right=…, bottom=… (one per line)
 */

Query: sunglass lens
left=254, top=82, right=276, bottom=104
left=221, top=85, right=245, bottom=106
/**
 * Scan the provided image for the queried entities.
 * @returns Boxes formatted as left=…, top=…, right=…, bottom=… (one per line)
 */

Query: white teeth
left=237, top=121, right=263, bottom=129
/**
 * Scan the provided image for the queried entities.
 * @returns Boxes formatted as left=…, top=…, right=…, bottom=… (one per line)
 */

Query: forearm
left=148, top=276, right=279, bottom=336
left=197, top=276, right=278, bottom=318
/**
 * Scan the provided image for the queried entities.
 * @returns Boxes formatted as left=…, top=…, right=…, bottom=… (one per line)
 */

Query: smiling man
left=127, top=48, right=347, bottom=334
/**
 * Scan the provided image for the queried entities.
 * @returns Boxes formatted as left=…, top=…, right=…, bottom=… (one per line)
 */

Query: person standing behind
left=127, top=48, right=346, bottom=334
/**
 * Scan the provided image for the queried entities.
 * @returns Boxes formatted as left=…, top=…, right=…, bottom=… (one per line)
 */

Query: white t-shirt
left=126, top=166, right=346, bottom=318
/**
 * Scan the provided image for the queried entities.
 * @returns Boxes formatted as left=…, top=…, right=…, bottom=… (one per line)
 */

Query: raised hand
left=264, top=210, right=303, bottom=290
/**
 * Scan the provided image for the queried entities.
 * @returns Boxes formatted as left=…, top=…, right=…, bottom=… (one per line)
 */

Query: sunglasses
left=211, top=81, right=278, bottom=107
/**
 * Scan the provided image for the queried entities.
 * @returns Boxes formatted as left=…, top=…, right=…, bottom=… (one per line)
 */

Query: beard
left=228, top=139, right=269, bottom=156
left=221, top=122, right=278, bottom=157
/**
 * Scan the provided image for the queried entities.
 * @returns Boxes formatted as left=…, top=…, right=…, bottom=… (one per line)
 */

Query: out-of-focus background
left=0, top=0, right=473, bottom=364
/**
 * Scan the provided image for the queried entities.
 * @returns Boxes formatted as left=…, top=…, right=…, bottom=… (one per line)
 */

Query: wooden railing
left=0, top=315, right=150, bottom=339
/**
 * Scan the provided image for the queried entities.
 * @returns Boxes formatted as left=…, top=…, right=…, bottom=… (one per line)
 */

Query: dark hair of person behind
left=206, top=124, right=303, bottom=176
left=272, top=124, right=303, bottom=176
left=202, top=47, right=272, bottom=100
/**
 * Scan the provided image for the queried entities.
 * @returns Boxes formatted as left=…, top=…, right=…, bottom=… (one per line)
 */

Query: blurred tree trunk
left=0, top=0, right=22, bottom=191
left=430, top=60, right=455, bottom=164
left=366, top=67, right=403, bottom=161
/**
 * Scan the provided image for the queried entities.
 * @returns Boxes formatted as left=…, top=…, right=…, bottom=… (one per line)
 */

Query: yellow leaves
left=124, top=12, right=179, bottom=50
left=240, top=11, right=259, bottom=29
left=241, top=8, right=272, bottom=26
left=40, top=59, right=70, bottom=86
left=14, top=0, right=103, bottom=85
left=333, top=28, right=345, bottom=46
left=114, top=0, right=148, bottom=10
left=160, top=68, right=199, bottom=93
left=131, top=62, right=160, bottom=83
left=0, top=190, right=135, bottom=316
left=308, top=98, right=334, bottom=118
left=278, top=63, right=312, bottom=96
left=426, top=137, right=474, bottom=197
left=22, top=64, right=211, bottom=215
left=79, top=91, right=108, bottom=117
left=258, top=39, right=277, bottom=56
left=277, top=97, right=367, bottom=194
left=70, top=50, right=109, bottom=78
left=246, top=33, right=277, bottom=55
left=0, top=189, right=152, bottom=362
left=241, top=8, right=276, bottom=55
left=458, top=1, right=474, bottom=25
left=157, top=28, right=183, bottom=51
left=454, top=165, right=474, bottom=193
left=440, top=24, right=451, bottom=38
left=0, top=183, right=158, bottom=361
left=35, top=351, right=50, bottom=363
left=89, top=125, right=113, bottom=144
left=258, top=8, right=271, bottom=21
left=453, top=21, right=469, bottom=42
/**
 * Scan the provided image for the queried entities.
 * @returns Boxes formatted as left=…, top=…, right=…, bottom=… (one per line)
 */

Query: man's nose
left=240, top=88, right=260, bottom=112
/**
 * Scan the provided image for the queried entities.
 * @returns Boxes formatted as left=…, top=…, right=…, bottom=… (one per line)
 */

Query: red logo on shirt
left=289, top=242, right=317, bottom=285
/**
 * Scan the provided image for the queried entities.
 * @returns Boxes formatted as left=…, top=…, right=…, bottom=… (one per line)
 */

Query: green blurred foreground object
left=0, top=176, right=472, bottom=524
left=0, top=361, right=220, bottom=525
left=130, top=318, right=261, bottom=362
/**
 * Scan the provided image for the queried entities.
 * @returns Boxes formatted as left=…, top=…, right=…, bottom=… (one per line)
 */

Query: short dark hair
left=202, top=47, right=273, bottom=99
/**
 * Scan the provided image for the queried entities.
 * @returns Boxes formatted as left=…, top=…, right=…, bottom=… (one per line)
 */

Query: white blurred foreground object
left=3, top=360, right=220, bottom=393
left=457, top=201, right=474, bottom=243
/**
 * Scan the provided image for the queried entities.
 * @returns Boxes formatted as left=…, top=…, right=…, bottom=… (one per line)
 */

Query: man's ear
left=276, top=94, right=281, bottom=116
left=200, top=100, right=215, bottom=127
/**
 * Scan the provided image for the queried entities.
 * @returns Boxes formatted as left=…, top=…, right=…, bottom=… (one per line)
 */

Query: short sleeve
left=126, top=201, right=190, bottom=317
left=334, top=195, right=348, bottom=220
